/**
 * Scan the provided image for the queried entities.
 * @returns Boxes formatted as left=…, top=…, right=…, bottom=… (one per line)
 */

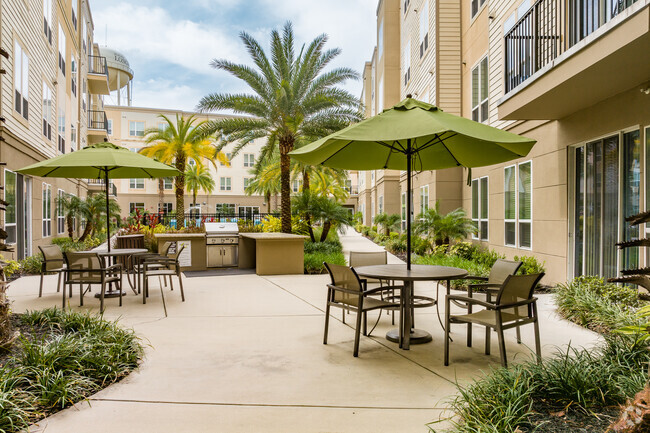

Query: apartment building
left=361, top=0, right=650, bottom=284
left=0, top=0, right=109, bottom=260
left=104, top=106, right=268, bottom=218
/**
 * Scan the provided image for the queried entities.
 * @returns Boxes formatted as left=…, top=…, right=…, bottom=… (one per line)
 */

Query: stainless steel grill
left=205, top=222, right=239, bottom=268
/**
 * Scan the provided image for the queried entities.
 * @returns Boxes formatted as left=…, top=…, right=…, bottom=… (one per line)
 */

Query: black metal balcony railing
left=86, top=179, right=117, bottom=196
left=88, top=55, right=108, bottom=77
left=88, top=110, right=108, bottom=132
left=504, top=0, right=639, bottom=93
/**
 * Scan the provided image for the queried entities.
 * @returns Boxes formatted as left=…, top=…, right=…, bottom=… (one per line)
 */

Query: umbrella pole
left=104, top=169, right=111, bottom=252
left=406, top=139, right=412, bottom=270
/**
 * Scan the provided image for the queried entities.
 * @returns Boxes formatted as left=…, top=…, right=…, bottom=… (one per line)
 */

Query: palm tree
left=78, top=193, right=121, bottom=242
left=140, top=114, right=228, bottom=226
left=185, top=164, right=215, bottom=211
left=373, top=212, right=401, bottom=236
left=197, top=22, right=361, bottom=233
left=56, top=193, right=83, bottom=238
left=245, top=157, right=281, bottom=213
left=310, top=196, right=353, bottom=242
left=414, top=201, right=476, bottom=247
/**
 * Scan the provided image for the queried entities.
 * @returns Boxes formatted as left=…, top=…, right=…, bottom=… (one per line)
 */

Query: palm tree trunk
left=302, top=170, right=310, bottom=192
left=320, top=221, right=331, bottom=242
left=158, top=178, right=164, bottom=213
left=265, top=192, right=271, bottom=213
left=175, top=154, right=186, bottom=228
left=67, top=215, right=74, bottom=238
left=279, top=137, right=293, bottom=234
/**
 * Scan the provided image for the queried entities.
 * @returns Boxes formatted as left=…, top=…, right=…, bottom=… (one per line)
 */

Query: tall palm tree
left=414, top=201, right=476, bottom=247
left=245, top=157, right=281, bottom=213
left=198, top=22, right=361, bottom=233
left=140, top=114, right=228, bottom=226
left=185, top=164, right=215, bottom=211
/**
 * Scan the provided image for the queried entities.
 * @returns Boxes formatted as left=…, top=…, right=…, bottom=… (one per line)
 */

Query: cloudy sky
left=90, top=0, right=378, bottom=111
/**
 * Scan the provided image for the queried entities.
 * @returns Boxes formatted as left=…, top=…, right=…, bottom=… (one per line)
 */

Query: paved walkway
left=7, top=228, right=600, bottom=433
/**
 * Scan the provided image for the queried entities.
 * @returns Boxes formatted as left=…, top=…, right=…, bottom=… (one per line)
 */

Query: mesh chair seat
left=63, top=251, right=123, bottom=313
left=451, top=309, right=527, bottom=327
left=39, top=245, right=66, bottom=297
left=335, top=294, right=398, bottom=310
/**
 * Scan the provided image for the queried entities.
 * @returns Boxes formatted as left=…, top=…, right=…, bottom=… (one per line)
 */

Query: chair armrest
left=468, top=283, right=502, bottom=290
left=327, top=284, right=363, bottom=296
left=496, top=298, right=537, bottom=310
left=106, top=264, right=123, bottom=272
left=446, top=294, right=496, bottom=309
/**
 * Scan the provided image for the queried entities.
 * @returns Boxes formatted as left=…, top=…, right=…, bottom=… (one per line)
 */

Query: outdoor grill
left=205, top=222, right=239, bottom=268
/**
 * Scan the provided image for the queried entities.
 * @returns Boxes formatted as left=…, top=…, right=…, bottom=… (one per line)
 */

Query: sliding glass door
left=571, top=131, right=640, bottom=279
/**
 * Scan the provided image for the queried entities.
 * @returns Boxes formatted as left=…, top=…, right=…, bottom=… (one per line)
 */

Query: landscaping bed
left=0, top=308, right=144, bottom=431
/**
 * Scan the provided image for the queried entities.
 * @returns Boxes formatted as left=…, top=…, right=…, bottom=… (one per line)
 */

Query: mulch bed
left=525, top=401, right=620, bottom=432
left=0, top=314, right=53, bottom=366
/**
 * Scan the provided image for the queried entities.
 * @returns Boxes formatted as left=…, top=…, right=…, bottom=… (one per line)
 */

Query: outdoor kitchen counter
left=155, top=233, right=206, bottom=271
left=239, top=233, right=307, bottom=275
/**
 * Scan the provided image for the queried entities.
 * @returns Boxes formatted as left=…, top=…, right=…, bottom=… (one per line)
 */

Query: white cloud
left=112, top=78, right=205, bottom=111
left=92, top=2, right=244, bottom=76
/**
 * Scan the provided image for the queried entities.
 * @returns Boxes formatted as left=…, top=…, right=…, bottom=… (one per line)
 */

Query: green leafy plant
left=414, top=201, right=476, bottom=248
left=514, top=254, right=546, bottom=275
left=19, top=255, right=43, bottom=275
left=373, top=213, right=401, bottom=236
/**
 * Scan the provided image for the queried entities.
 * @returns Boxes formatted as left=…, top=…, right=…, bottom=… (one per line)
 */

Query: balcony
left=87, top=110, right=108, bottom=144
left=498, top=0, right=650, bottom=119
left=86, top=179, right=117, bottom=197
left=87, top=55, right=110, bottom=95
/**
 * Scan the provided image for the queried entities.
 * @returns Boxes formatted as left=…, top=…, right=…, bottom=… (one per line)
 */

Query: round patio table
left=96, top=248, right=148, bottom=297
left=354, top=264, right=468, bottom=350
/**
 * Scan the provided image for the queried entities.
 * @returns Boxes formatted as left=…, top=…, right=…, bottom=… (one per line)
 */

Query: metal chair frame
left=38, top=245, right=66, bottom=297
left=62, top=251, right=123, bottom=313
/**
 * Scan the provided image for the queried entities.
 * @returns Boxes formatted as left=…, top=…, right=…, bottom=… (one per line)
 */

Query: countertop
left=239, top=233, right=308, bottom=240
left=154, top=233, right=206, bottom=238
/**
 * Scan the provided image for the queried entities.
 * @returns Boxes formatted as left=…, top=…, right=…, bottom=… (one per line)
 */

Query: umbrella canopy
left=18, top=142, right=180, bottom=251
left=289, top=97, right=536, bottom=268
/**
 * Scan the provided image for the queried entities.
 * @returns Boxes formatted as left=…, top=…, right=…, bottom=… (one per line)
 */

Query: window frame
left=129, top=178, right=145, bottom=189
left=158, top=202, right=173, bottom=214
left=163, top=177, right=173, bottom=190
left=107, top=119, right=113, bottom=135
left=14, top=40, right=29, bottom=121
left=220, top=177, right=232, bottom=191
left=216, top=203, right=236, bottom=214
left=472, top=56, right=489, bottom=123
left=419, top=0, right=430, bottom=59
left=504, top=161, right=533, bottom=249
left=403, top=39, right=411, bottom=86
left=471, top=0, right=487, bottom=19
left=57, top=189, right=66, bottom=234
left=42, top=183, right=52, bottom=238
left=43, top=0, right=53, bottom=44
left=4, top=170, right=17, bottom=244
left=129, top=202, right=145, bottom=214
left=471, top=176, right=489, bottom=241
left=42, top=81, right=53, bottom=141
left=401, top=192, right=407, bottom=231
left=243, top=153, right=255, bottom=167
left=419, top=185, right=429, bottom=217
left=129, top=121, right=145, bottom=137
left=58, top=25, right=66, bottom=75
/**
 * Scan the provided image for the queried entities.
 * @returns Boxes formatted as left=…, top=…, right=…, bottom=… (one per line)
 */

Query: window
left=292, top=179, right=301, bottom=193
left=4, top=170, right=17, bottom=244
left=243, top=177, right=252, bottom=190
left=220, top=153, right=232, bottom=166
left=58, top=100, right=65, bottom=153
left=129, top=203, right=145, bottom=214
left=71, top=55, right=77, bottom=96
left=163, top=177, right=173, bottom=190
left=129, top=178, right=144, bottom=189
left=220, top=177, right=231, bottom=191
left=472, top=56, right=489, bottom=123
left=107, top=119, right=113, bottom=135
left=371, top=197, right=375, bottom=219
left=504, top=161, right=532, bottom=248
left=70, top=123, right=77, bottom=152
left=419, top=0, right=429, bottom=58
left=401, top=192, right=407, bottom=231
left=403, top=0, right=410, bottom=13
left=471, top=0, right=486, bottom=18
left=378, top=77, right=384, bottom=111
left=238, top=206, right=260, bottom=217
left=82, top=79, right=86, bottom=112
left=71, top=0, right=77, bottom=29
left=82, top=20, right=86, bottom=52
left=158, top=202, right=172, bottom=214
left=243, top=153, right=255, bottom=167
left=471, top=177, right=489, bottom=240
left=377, top=20, right=384, bottom=59
left=58, top=25, right=66, bottom=75
left=43, top=0, right=53, bottom=44
left=378, top=195, right=384, bottom=214
left=403, top=39, right=411, bottom=85
left=42, top=183, right=52, bottom=238
left=57, top=189, right=66, bottom=234
left=216, top=203, right=236, bottom=214
left=419, top=185, right=429, bottom=216
left=158, top=122, right=167, bottom=131
left=345, top=179, right=352, bottom=193
left=129, top=121, right=145, bottom=137
left=14, top=41, right=29, bottom=120
left=42, top=82, right=53, bottom=140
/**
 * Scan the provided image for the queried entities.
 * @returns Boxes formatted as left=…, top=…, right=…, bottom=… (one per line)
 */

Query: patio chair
left=461, top=259, right=523, bottom=347
left=141, top=244, right=186, bottom=317
left=63, top=251, right=123, bottom=313
left=38, top=245, right=66, bottom=297
left=349, top=251, right=396, bottom=325
left=323, top=262, right=400, bottom=357
left=444, top=273, right=545, bottom=368
left=133, top=242, right=173, bottom=294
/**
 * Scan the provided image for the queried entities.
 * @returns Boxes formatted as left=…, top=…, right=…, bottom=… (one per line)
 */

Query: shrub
left=430, top=337, right=650, bottom=433
left=51, top=237, right=102, bottom=253
left=554, top=276, right=641, bottom=333
left=360, top=225, right=371, bottom=236
left=448, top=242, right=480, bottom=260
left=261, top=215, right=310, bottom=235
left=514, top=254, right=546, bottom=275
left=304, top=240, right=342, bottom=255
left=389, top=232, right=400, bottom=239
left=20, top=255, right=44, bottom=275
left=414, top=254, right=490, bottom=288
left=0, top=256, right=21, bottom=279
left=304, top=251, right=345, bottom=274
left=367, top=230, right=378, bottom=240
left=471, top=248, right=505, bottom=269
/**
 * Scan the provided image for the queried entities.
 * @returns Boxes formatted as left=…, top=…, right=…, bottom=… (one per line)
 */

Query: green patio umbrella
left=290, top=96, right=536, bottom=268
left=18, top=142, right=180, bottom=251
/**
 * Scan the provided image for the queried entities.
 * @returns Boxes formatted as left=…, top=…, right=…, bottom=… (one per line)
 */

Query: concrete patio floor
left=8, top=229, right=601, bottom=433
